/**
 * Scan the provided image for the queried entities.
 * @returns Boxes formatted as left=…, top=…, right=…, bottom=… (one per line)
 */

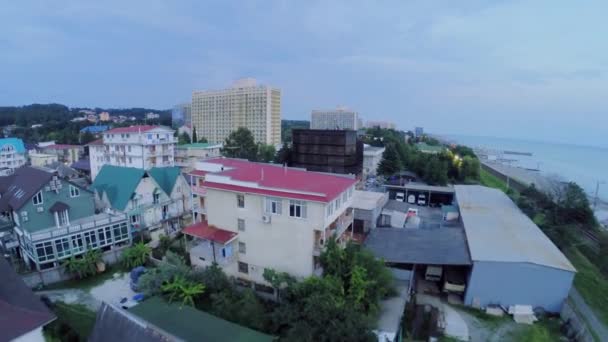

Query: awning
left=182, top=221, right=237, bottom=244
left=49, top=201, right=70, bottom=213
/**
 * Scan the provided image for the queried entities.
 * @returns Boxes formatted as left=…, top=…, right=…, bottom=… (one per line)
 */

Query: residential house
left=175, top=143, right=222, bottom=169
left=80, top=125, right=110, bottom=136
left=30, top=152, right=59, bottom=167
left=88, top=125, right=176, bottom=181
left=91, top=165, right=191, bottom=243
left=184, top=158, right=357, bottom=287
left=38, top=144, right=84, bottom=164
left=0, top=167, right=129, bottom=270
left=0, top=256, right=56, bottom=341
left=0, top=138, right=27, bottom=173
left=363, top=145, right=385, bottom=177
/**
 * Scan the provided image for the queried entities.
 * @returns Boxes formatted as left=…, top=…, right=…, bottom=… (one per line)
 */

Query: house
left=350, top=190, right=388, bottom=241
left=30, top=152, right=59, bottom=167
left=363, top=145, right=385, bottom=177
left=38, top=144, right=84, bottom=164
left=99, top=112, right=111, bottom=121
left=91, top=165, right=191, bottom=243
left=0, top=256, right=56, bottom=341
left=80, top=125, right=110, bottom=135
left=184, top=158, right=357, bottom=287
left=90, top=297, right=274, bottom=342
left=88, top=125, right=176, bottom=181
left=174, top=143, right=222, bottom=169
left=0, top=166, right=129, bottom=270
left=177, top=124, right=192, bottom=137
left=0, top=138, right=27, bottom=173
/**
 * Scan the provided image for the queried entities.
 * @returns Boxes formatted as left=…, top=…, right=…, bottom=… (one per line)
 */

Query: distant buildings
left=290, top=129, right=363, bottom=176
left=186, top=158, right=357, bottom=285
left=366, top=121, right=396, bottom=130
left=363, top=145, right=385, bottom=177
left=80, top=125, right=110, bottom=136
left=38, top=144, right=84, bottom=164
left=146, top=112, right=160, bottom=120
left=311, top=107, right=360, bottom=130
left=172, top=103, right=192, bottom=127
left=99, top=112, right=111, bottom=121
left=0, top=138, right=27, bottom=173
left=415, top=127, right=424, bottom=137
left=175, top=143, right=222, bottom=169
left=87, top=114, right=98, bottom=122
left=29, top=152, right=59, bottom=167
left=191, top=78, right=281, bottom=145
left=89, top=125, right=176, bottom=180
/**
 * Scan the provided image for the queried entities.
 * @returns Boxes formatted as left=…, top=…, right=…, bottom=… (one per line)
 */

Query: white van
left=395, top=192, right=405, bottom=202
left=418, top=194, right=427, bottom=206
left=407, top=194, right=416, bottom=204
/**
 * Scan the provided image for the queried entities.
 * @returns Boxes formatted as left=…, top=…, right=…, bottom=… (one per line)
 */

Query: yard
left=43, top=301, right=97, bottom=341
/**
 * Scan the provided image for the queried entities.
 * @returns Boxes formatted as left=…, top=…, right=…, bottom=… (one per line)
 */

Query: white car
left=395, top=192, right=405, bottom=202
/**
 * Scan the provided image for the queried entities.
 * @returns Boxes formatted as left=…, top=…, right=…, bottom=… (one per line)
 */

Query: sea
left=443, top=135, right=608, bottom=221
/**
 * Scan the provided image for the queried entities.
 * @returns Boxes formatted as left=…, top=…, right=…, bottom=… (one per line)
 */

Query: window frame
left=32, top=191, right=43, bottom=205
left=265, top=197, right=282, bottom=215
left=69, top=185, right=80, bottom=198
left=289, top=200, right=306, bottom=219
left=238, top=261, right=249, bottom=274
left=237, top=218, right=245, bottom=231
left=238, top=241, right=246, bottom=254
left=237, top=194, right=245, bottom=208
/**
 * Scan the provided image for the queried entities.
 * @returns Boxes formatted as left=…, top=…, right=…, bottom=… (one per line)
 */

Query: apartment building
left=175, top=143, right=222, bottom=169
left=89, top=125, right=176, bottom=180
left=92, top=165, right=191, bottom=243
left=291, top=129, right=363, bottom=176
left=38, top=144, right=83, bottom=165
left=311, top=107, right=360, bottom=130
left=191, top=78, right=281, bottom=145
left=363, top=145, right=386, bottom=177
left=0, top=138, right=27, bottom=173
left=0, top=167, right=129, bottom=270
left=184, top=158, right=357, bottom=286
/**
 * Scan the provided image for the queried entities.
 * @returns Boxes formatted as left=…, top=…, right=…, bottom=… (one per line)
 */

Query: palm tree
left=161, top=276, right=205, bottom=307
left=122, top=242, right=151, bottom=269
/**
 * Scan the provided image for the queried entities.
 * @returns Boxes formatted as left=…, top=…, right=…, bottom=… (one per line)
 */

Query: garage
left=385, top=183, right=455, bottom=207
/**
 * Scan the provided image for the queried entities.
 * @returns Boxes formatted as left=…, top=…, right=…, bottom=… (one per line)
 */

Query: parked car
left=418, top=194, right=427, bottom=206
left=425, top=265, right=443, bottom=282
left=407, top=194, right=416, bottom=204
left=395, top=192, right=405, bottom=202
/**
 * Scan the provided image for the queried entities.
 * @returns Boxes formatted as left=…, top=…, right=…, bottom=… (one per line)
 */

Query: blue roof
left=80, top=125, right=109, bottom=133
left=0, top=138, right=26, bottom=153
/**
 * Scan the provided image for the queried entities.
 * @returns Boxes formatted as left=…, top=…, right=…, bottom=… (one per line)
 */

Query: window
left=131, top=214, right=141, bottom=225
left=239, top=242, right=246, bottom=254
left=84, top=231, right=98, bottom=249
left=69, top=185, right=80, bottom=197
left=265, top=197, right=282, bottom=215
left=98, top=228, right=107, bottom=246
left=162, top=205, right=168, bottom=219
left=58, top=210, right=69, bottom=226
left=153, top=191, right=160, bottom=204
left=342, top=192, right=347, bottom=203
left=32, top=191, right=43, bottom=205
left=326, top=204, right=332, bottom=217
left=55, top=238, right=71, bottom=258
left=128, top=157, right=132, bottom=164
left=104, top=226, right=113, bottom=243
left=128, top=145, right=131, bottom=152
left=238, top=261, right=249, bottom=274
left=36, top=241, right=54, bottom=262
left=71, top=234, right=84, bottom=253
left=335, top=198, right=340, bottom=211
left=289, top=200, right=307, bottom=218
left=237, top=218, right=245, bottom=231
left=237, top=194, right=245, bottom=208
left=21, top=211, right=28, bottom=222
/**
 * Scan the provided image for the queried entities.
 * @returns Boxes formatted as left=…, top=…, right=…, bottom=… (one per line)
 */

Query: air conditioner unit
left=262, top=215, right=271, bottom=224
left=36, top=207, right=44, bottom=213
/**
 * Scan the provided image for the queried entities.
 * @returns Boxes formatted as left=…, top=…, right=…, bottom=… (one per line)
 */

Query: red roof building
left=182, top=221, right=237, bottom=244
left=104, top=125, right=167, bottom=134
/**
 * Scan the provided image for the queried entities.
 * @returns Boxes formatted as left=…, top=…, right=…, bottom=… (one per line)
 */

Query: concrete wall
left=464, top=260, right=574, bottom=313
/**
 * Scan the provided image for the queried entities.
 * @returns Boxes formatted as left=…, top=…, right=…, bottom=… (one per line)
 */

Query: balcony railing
left=26, top=213, right=128, bottom=242
left=192, top=186, right=207, bottom=196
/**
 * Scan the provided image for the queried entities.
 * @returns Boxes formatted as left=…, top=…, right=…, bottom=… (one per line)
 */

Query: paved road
left=570, top=288, right=608, bottom=341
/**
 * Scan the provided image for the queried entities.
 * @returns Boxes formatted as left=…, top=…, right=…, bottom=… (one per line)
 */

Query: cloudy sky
left=1, top=1, right=607, bottom=147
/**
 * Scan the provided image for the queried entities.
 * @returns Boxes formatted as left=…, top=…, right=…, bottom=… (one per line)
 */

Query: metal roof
left=455, top=185, right=576, bottom=272
left=351, top=190, right=387, bottom=210
left=365, top=227, right=471, bottom=265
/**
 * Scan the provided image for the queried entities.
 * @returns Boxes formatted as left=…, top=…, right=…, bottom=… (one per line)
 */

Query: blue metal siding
left=464, top=261, right=574, bottom=313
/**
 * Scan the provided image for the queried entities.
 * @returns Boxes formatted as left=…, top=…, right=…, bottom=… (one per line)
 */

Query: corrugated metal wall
left=464, top=261, right=574, bottom=313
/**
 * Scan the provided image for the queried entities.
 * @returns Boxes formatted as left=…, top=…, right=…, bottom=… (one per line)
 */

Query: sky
left=1, top=1, right=607, bottom=147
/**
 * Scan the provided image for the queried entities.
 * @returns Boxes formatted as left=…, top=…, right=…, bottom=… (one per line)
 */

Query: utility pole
left=594, top=180, right=605, bottom=210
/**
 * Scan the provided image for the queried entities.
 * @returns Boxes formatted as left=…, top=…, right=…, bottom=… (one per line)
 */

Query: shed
left=455, top=185, right=576, bottom=313
left=351, top=190, right=388, bottom=233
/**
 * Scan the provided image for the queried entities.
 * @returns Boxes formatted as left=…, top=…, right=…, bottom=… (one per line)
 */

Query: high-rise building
left=415, top=127, right=424, bottom=137
left=191, top=79, right=281, bottom=145
left=291, top=129, right=363, bottom=176
left=310, top=107, right=360, bottom=130
left=172, top=103, right=191, bottom=127
left=88, top=125, right=176, bottom=180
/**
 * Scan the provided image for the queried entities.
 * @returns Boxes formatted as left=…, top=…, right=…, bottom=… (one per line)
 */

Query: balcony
left=23, top=212, right=128, bottom=242
left=192, top=186, right=207, bottom=196
left=326, top=208, right=354, bottom=241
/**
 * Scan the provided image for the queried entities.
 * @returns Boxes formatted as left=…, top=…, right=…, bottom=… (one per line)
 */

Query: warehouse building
left=456, top=185, right=575, bottom=312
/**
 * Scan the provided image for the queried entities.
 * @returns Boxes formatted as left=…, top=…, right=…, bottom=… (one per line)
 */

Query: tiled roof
left=0, top=257, right=56, bottom=340
left=202, top=158, right=356, bottom=203
left=104, top=125, right=169, bottom=134
left=91, top=166, right=145, bottom=211
left=182, top=221, right=237, bottom=244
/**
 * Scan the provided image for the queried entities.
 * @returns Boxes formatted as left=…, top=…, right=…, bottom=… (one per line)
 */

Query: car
left=417, top=194, right=427, bottom=206
left=407, top=194, right=416, bottom=204
left=395, top=192, right=405, bottom=202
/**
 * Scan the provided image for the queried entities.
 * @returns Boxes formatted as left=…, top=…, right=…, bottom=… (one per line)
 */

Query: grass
left=507, top=318, right=563, bottom=342
left=479, top=168, right=510, bottom=193
left=452, top=305, right=509, bottom=331
left=564, top=247, right=608, bottom=326
left=42, top=266, right=122, bottom=291
left=45, top=301, right=97, bottom=340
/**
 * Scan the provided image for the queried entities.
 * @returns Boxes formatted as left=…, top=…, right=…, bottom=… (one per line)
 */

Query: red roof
left=43, top=144, right=81, bottom=150
left=202, top=158, right=357, bottom=203
left=189, top=170, right=208, bottom=177
left=182, top=221, right=237, bottom=244
left=87, top=138, right=104, bottom=146
left=104, top=125, right=164, bottom=134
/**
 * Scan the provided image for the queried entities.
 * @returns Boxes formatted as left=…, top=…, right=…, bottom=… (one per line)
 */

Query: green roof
left=148, top=167, right=181, bottom=196
left=91, top=165, right=145, bottom=211
left=178, top=142, right=220, bottom=149
left=129, top=297, right=274, bottom=342
left=416, top=142, right=444, bottom=154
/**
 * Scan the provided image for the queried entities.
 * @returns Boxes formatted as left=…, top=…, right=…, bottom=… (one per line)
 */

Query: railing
left=192, top=186, right=207, bottom=196
left=28, top=213, right=129, bottom=242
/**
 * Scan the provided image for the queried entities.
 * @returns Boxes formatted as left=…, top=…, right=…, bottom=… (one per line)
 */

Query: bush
left=122, top=242, right=151, bottom=269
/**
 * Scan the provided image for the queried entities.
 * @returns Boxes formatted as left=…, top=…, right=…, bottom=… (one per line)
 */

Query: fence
left=21, top=246, right=127, bottom=288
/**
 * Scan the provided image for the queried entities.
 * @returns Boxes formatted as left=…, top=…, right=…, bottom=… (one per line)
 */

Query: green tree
left=274, top=142, right=291, bottom=165
left=198, top=136, right=208, bottom=143
left=179, top=132, right=191, bottom=144
left=139, top=251, right=193, bottom=297
left=63, top=249, right=102, bottom=279
left=161, top=276, right=205, bottom=307
left=122, top=242, right=151, bottom=269
left=80, top=131, right=96, bottom=144
left=263, top=268, right=297, bottom=301
left=377, top=144, right=403, bottom=176
left=221, top=127, right=258, bottom=161
left=257, top=144, right=276, bottom=163
left=192, top=126, right=198, bottom=143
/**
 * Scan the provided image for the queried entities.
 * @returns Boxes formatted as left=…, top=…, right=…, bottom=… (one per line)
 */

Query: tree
left=257, top=144, right=276, bottom=163
left=161, top=276, right=205, bottom=307
left=198, top=136, right=208, bottom=143
left=377, top=144, right=403, bottom=176
left=274, top=142, right=291, bottom=165
left=179, top=132, right=191, bottom=145
left=80, top=131, right=95, bottom=145
left=62, top=249, right=102, bottom=279
left=122, top=242, right=151, bottom=269
left=139, top=251, right=194, bottom=297
left=221, top=127, right=258, bottom=161
left=192, top=126, right=198, bottom=143
left=263, top=268, right=296, bottom=301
